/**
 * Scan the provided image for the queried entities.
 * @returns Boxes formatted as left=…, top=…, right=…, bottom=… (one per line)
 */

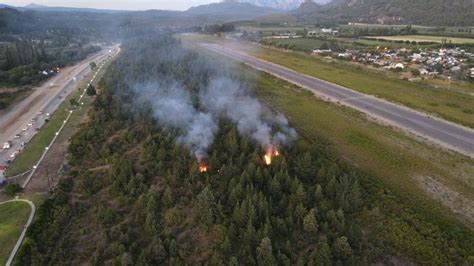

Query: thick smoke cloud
left=126, top=35, right=296, bottom=160
left=201, top=77, right=297, bottom=151
left=132, top=82, right=218, bottom=160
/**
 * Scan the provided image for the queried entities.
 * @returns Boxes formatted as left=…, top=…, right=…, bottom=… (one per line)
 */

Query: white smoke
left=126, top=36, right=297, bottom=160
left=132, top=82, right=218, bottom=160
left=201, top=77, right=297, bottom=151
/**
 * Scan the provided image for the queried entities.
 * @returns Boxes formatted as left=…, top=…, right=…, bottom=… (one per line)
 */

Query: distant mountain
left=290, top=1, right=321, bottom=17
left=24, top=3, right=47, bottom=9
left=187, top=2, right=280, bottom=21
left=22, top=2, right=125, bottom=13
left=293, top=0, right=474, bottom=26
left=235, top=0, right=331, bottom=10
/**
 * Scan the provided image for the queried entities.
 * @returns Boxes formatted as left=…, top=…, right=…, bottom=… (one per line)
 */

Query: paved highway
left=201, top=43, right=474, bottom=158
left=0, top=45, right=119, bottom=169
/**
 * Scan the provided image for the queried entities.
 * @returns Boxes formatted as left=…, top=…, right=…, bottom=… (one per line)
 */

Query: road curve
left=201, top=43, right=474, bottom=158
left=0, top=199, right=36, bottom=266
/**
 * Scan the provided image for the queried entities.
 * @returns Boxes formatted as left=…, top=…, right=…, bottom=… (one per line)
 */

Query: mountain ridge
left=235, top=0, right=331, bottom=10
left=292, top=0, right=474, bottom=26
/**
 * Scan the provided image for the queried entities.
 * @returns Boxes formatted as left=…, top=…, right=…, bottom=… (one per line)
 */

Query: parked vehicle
left=14, top=134, right=21, bottom=139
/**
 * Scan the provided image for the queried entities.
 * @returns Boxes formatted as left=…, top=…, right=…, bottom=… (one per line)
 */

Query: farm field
left=0, top=201, right=30, bottom=265
left=261, top=38, right=324, bottom=52
left=370, top=35, right=474, bottom=44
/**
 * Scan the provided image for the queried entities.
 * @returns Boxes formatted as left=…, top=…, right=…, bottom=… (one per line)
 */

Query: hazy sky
left=2, top=0, right=219, bottom=11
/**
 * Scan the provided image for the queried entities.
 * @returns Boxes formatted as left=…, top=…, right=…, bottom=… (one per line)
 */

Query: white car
left=22, top=127, right=28, bottom=131
left=28, top=122, right=33, bottom=127
left=14, top=134, right=21, bottom=139
left=9, top=153, right=16, bottom=158
left=46, top=113, right=51, bottom=117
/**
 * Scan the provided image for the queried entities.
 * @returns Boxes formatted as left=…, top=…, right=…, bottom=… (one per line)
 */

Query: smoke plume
left=126, top=35, right=296, bottom=161
left=201, top=77, right=297, bottom=151
left=132, top=82, right=218, bottom=160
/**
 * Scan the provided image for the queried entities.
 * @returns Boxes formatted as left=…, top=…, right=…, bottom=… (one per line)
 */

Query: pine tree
left=332, top=236, right=352, bottom=261
left=303, top=208, right=318, bottom=234
left=308, top=239, right=333, bottom=265
left=256, top=237, right=276, bottom=266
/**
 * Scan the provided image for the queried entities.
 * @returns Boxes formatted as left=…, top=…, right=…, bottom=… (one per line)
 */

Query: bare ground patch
left=414, top=175, right=474, bottom=227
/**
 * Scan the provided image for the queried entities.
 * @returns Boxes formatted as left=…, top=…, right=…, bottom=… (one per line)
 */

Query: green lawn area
left=252, top=47, right=474, bottom=128
left=0, top=201, right=30, bottom=265
left=370, top=35, right=474, bottom=44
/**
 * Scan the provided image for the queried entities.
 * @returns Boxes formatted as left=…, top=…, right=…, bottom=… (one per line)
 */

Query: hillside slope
left=237, top=0, right=331, bottom=10
left=187, top=2, right=280, bottom=21
left=294, top=0, right=474, bottom=26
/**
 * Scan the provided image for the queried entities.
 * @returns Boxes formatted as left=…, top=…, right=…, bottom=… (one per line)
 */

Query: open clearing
left=0, top=201, right=30, bottom=265
left=370, top=35, right=474, bottom=44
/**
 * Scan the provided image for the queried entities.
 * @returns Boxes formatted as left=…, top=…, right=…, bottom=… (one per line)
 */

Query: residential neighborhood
left=313, top=46, right=474, bottom=81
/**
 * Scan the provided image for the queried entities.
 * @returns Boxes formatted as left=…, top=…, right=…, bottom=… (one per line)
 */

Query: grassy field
left=370, top=35, right=474, bottom=44
left=5, top=62, right=110, bottom=177
left=261, top=38, right=324, bottom=52
left=0, top=201, right=30, bottom=265
left=238, top=26, right=307, bottom=36
left=252, top=47, right=474, bottom=128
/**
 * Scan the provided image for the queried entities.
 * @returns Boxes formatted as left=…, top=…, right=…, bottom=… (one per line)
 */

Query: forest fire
left=264, top=148, right=280, bottom=165
left=199, top=161, right=209, bottom=173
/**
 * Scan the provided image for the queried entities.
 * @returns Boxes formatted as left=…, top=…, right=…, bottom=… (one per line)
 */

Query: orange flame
left=264, top=154, right=272, bottom=165
left=264, top=148, right=280, bottom=165
left=199, top=162, right=208, bottom=173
